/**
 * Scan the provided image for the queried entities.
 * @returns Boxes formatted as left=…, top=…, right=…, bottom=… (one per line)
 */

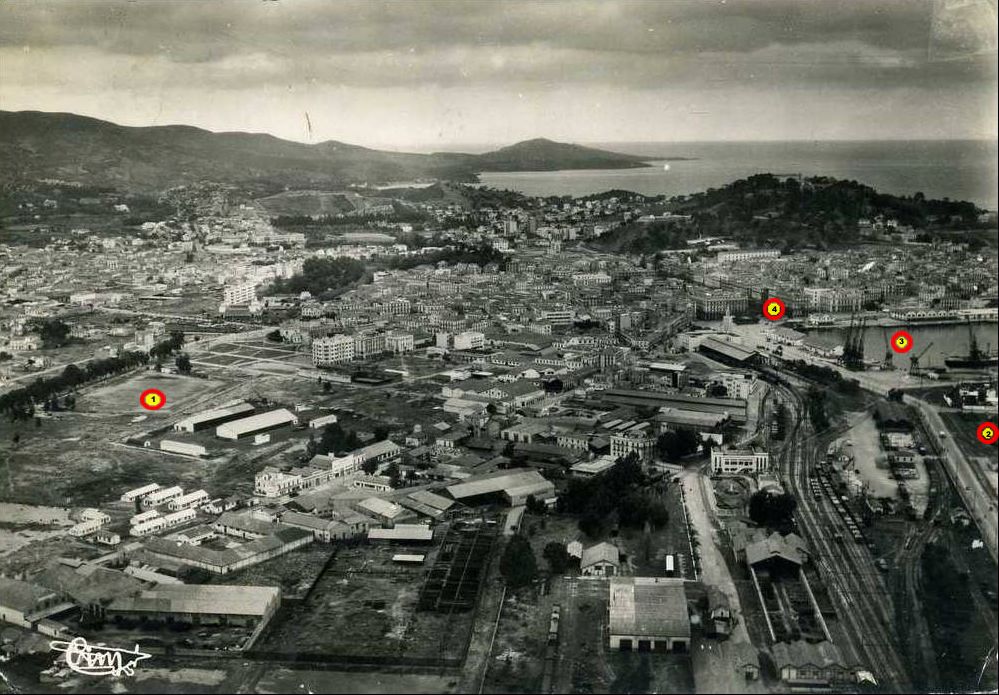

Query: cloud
left=0, top=0, right=994, bottom=143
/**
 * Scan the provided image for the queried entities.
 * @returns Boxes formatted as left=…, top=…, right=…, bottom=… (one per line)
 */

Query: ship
left=944, top=319, right=999, bottom=369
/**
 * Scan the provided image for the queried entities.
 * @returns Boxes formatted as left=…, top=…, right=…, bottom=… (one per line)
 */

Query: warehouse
left=697, top=337, right=759, bottom=367
left=142, top=526, right=312, bottom=575
left=308, top=413, right=339, bottom=429
left=445, top=468, right=555, bottom=506
left=159, top=439, right=209, bottom=457
left=601, top=389, right=748, bottom=424
left=173, top=401, right=255, bottom=433
left=106, top=584, right=280, bottom=629
left=608, top=576, right=690, bottom=652
left=215, top=408, right=298, bottom=440
left=368, top=524, right=434, bottom=543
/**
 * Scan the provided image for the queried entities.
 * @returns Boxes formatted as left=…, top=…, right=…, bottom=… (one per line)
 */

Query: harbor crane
left=881, top=326, right=893, bottom=370
left=909, top=341, right=934, bottom=375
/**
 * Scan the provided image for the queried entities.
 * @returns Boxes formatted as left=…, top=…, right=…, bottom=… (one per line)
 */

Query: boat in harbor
left=944, top=319, right=999, bottom=369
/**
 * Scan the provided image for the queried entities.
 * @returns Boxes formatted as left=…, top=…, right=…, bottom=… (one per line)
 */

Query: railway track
left=777, top=383, right=912, bottom=691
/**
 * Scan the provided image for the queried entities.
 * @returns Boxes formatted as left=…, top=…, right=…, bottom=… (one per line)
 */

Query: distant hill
left=470, top=138, right=649, bottom=171
left=0, top=111, right=652, bottom=194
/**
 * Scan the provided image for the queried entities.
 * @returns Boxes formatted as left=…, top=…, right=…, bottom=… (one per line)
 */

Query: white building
left=710, top=449, right=769, bottom=475
left=353, top=332, right=386, bottom=359
left=168, top=489, right=210, bottom=511
left=130, top=509, right=160, bottom=526
left=312, top=334, right=355, bottom=366
left=223, top=281, right=257, bottom=306
left=131, top=516, right=167, bottom=536
left=716, top=249, right=780, bottom=263
left=453, top=331, right=485, bottom=351
left=610, top=430, right=655, bottom=462
left=385, top=332, right=415, bottom=354
left=308, top=413, right=339, bottom=429
left=162, top=509, right=197, bottom=528
left=141, top=485, right=184, bottom=508
left=215, top=408, right=298, bottom=440
left=160, top=440, right=209, bottom=457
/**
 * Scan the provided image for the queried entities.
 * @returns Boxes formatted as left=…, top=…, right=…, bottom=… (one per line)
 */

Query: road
left=776, top=381, right=912, bottom=692
left=906, top=396, right=998, bottom=562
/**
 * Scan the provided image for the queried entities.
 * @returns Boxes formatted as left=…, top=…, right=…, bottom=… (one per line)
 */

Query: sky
left=1, top=0, right=996, bottom=149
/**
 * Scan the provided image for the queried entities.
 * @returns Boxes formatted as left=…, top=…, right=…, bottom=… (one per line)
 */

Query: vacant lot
left=258, top=542, right=474, bottom=662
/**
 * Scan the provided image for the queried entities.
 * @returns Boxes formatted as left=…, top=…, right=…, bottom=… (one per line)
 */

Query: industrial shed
left=174, top=402, right=255, bottom=433
left=608, top=577, right=690, bottom=653
left=445, top=468, right=555, bottom=506
left=698, top=337, right=759, bottom=367
left=368, top=524, right=434, bottom=543
left=106, top=584, right=280, bottom=628
left=215, top=408, right=298, bottom=440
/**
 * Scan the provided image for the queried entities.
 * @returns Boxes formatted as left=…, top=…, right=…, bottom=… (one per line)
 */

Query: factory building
left=174, top=402, right=255, bottom=433
left=160, top=440, right=209, bottom=457
left=608, top=577, right=690, bottom=652
left=215, top=409, right=298, bottom=440
left=446, top=468, right=555, bottom=507
left=106, top=584, right=280, bottom=629
left=143, top=526, right=312, bottom=575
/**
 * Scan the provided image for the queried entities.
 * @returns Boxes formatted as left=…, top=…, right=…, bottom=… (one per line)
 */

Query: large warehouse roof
left=108, top=584, right=278, bottom=617
left=215, top=408, right=297, bottom=439
left=368, top=524, right=434, bottom=542
left=174, top=401, right=254, bottom=431
left=445, top=468, right=552, bottom=500
left=609, top=577, right=690, bottom=638
left=699, top=337, right=757, bottom=363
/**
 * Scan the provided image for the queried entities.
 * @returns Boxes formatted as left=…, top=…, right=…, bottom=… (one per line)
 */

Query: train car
left=547, top=605, right=561, bottom=646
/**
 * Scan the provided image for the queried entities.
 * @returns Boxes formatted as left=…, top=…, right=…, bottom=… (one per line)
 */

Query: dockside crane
left=909, top=341, right=934, bottom=375
left=881, top=326, right=893, bottom=370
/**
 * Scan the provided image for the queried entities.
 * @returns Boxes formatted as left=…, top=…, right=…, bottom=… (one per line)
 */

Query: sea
left=805, top=322, right=999, bottom=371
left=477, top=140, right=999, bottom=210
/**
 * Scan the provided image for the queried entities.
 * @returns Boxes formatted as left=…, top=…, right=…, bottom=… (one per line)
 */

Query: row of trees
left=0, top=351, right=150, bottom=421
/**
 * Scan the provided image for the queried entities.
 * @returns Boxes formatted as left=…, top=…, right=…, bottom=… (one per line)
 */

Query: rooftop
left=608, top=577, right=690, bottom=638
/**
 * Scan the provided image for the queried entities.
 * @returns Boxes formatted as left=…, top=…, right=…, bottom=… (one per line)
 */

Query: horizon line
left=2, top=108, right=996, bottom=153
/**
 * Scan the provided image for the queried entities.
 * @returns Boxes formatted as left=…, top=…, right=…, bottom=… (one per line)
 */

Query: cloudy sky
left=1, top=0, right=996, bottom=149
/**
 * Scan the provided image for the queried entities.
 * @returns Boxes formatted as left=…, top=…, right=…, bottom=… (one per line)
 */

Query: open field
left=257, top=541, right=474, bottom=662
left=253, top=668, right=458, bottom=694
left=0, top=368, right=333, bottom=508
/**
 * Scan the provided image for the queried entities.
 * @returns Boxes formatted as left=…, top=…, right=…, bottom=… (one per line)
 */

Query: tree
left=386, top=461, right=401, bottom=487
left=37, top=319, right=71, bottom=348
left=748, top=490, right=798, bottom=531
left=656, top=428, right=700, bottom=461
left=525, top=495, right=547, bottom=515
left=542, top=542, right=572, bottom=574
left=266, top=329, right=283, bottom=343
left=499, top=535, right=538, bottom=589
left=175, top=354, right=192, bottom=374
left=706, top=383, right=728, bottom=398
left=360, top=459, right=379, bottom=475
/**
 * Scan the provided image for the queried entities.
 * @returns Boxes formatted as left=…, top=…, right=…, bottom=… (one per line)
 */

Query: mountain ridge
left=0, top=110, right=652, bottom=193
